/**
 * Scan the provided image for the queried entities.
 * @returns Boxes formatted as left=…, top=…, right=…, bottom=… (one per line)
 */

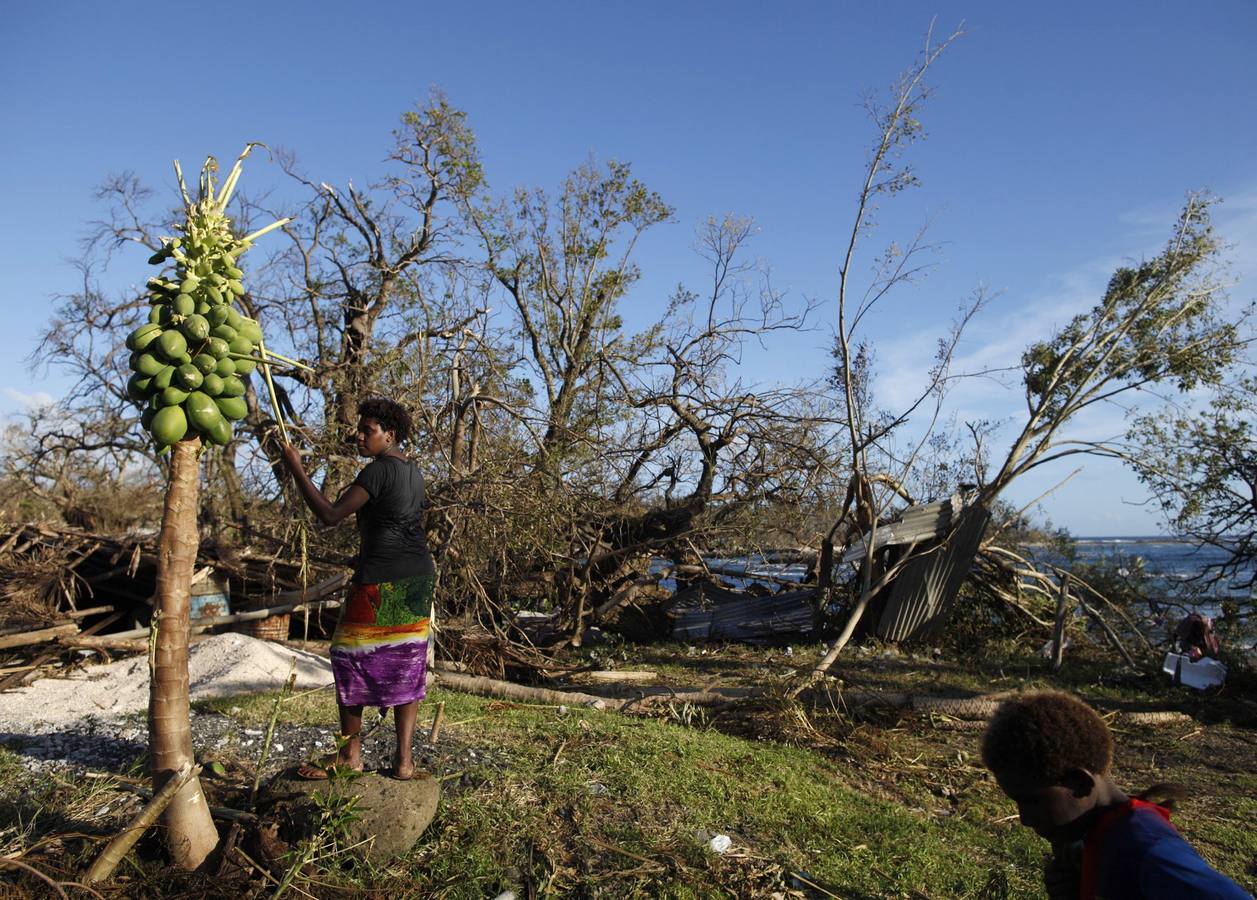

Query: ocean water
left=1062, top=537, right=1252, bottom=597
left=660, top=538, right=1253, bottom=599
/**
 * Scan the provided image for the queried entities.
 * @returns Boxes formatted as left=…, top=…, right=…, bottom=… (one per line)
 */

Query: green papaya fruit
left=214, top=357, right=236, bottom=377
left=195, top=301, right=211, bottom=315
left=148, top=306, right=164, bottom=324
left=159, top=386, right=190, bottom=407
left=210, top=324, right=237, bottom=342
left=150, top=405, right=188, bottom=444
left=224, top=307, right=243, bottom=330
left=205, top=337, right=229, bottom=359
left=126, top=323, right=162, bottom=352
left=152, top=365, right=177, bottom=390
left=206, top=284, right=224, bottom=305
left=172, top=293, right=196, bottom=317
left=233, top=357, right=257, bottom=376
left=135, top=353, right=165, bottom=377
left=236, top=319, right=263, bottom=344
left=184, top=391, right=224, bottom=434
left=126, top=372, right=153, bottom=402
left=206, top=415, right=233, bottom=446
left=192, top=353, right=217, bottom=375
left=206, top=306, right=230, bottom=328
left=219, top=375, right=245, bottom=398
left=228, top=280, right=245, bottom=296
left=215, top=395, right=247, bottom=420
left=201, top=373, right=225, bottom=396
left=156, top=329, right=187, bottom=361
left=140, top=404, right=157, bottom=430
left=225, top=265, right=244, bottom=279
left=180, top=314, right=210, bottom=342
left=228, top=336, right=254, bottom=357
left=175, top=364, right=203, bottom=391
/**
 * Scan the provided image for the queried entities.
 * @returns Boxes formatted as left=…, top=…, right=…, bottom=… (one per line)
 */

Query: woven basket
left=234, top=612, right=291, bottom=642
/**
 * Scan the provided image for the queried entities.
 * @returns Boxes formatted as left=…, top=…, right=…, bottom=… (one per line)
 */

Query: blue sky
left=2, top=1, right=1254, bottom=534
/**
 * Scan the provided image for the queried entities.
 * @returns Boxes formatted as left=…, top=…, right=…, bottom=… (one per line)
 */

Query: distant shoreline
left=1072, top=535, right=1194, bottom=543
left=1023, top=536, right=1196, bottom=547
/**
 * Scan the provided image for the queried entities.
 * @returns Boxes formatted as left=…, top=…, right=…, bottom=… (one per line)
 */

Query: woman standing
left=280, top=398, right=435, bottom=780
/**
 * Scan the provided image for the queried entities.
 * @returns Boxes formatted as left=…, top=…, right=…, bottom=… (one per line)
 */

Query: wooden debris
left=434, top=670, right=608, bottom=709
left=579, top=670, right=658, bottom=683
left=86, top=761, right=201, bottom=884
left=428, top=701, right=446, bottom=743
left=1051, top=574, right=1070, bottom=670
left=0, top=622, right=78, bottom=651
left=104, top=777, right=258, bottom=823
left=60, top=635, right=149, bottom=654
left=100, top=593, right=344, bottom=642
left=0, top=611, right=123, bottom=690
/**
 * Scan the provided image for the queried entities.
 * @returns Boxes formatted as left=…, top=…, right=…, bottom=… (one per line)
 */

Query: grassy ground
left=1, top=642, right=1254, bottom=898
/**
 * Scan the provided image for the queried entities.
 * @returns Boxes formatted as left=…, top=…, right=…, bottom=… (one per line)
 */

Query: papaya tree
left=125, top=147, right=290, bottom=868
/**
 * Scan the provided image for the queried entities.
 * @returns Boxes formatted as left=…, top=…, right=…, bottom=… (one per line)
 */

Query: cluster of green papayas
left=126, top=223, right=262, bottom=450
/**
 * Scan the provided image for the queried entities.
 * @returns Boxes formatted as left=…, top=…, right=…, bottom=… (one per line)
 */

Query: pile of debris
left=0, top=523, right=347, bottom=686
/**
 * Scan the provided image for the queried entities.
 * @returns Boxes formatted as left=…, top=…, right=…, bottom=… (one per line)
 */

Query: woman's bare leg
left=337, top=703, right=365, bottom=768
left=297, top=703, right=364, bottom=778
left=392, top=700, right=418, bottom=779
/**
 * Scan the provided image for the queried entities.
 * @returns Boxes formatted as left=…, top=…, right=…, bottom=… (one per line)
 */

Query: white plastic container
left=1162, top=652, right=1227, bottom=690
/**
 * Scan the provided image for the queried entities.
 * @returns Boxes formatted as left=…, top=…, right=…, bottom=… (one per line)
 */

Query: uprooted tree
left=20, top=91, right=843, bottom=647
left=807, top=19, right=1246, bottom=678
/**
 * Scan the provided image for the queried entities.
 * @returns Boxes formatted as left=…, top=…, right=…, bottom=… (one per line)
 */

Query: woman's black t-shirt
left=351, top=455, right=436, bottom=584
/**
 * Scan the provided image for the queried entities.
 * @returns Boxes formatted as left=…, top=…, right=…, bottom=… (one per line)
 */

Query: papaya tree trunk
left=148, top=437, right=219, bottom=869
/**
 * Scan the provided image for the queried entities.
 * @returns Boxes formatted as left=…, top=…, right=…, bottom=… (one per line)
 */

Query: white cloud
left=1, top=387, right=55, bottom=410
left=856, top=191, right=1257, bottom=534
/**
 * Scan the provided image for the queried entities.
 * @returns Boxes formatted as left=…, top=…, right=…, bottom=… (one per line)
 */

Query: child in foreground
left=981, top=691, right=1249, bottom=899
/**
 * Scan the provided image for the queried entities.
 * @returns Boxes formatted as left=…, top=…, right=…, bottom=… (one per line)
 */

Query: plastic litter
left=708, top=834, right=732, bottom=853
left=1162, top=652, right=1227, bottom=690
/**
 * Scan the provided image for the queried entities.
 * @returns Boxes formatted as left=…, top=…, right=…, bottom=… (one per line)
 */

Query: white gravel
left=0, top=632, right=333, bottom=735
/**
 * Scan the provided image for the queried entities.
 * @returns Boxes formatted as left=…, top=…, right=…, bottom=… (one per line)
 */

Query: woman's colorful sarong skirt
left=330, top=574, right=433, bottom=708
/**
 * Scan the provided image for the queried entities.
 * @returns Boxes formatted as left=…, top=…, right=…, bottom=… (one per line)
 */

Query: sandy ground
left=0, top=632, right=333, bottom=734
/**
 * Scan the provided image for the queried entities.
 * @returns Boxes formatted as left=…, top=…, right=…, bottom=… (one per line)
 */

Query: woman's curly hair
left=981, top=691, right=1113, bottom=783
left=358, top=397, right=413, bottom=445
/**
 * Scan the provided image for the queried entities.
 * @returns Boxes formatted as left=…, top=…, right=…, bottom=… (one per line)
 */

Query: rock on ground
left=262, top=769, right=440, bottom=863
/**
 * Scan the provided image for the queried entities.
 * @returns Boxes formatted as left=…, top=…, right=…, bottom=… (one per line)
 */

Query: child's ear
left=1062, top=767, right=1097, bottom=798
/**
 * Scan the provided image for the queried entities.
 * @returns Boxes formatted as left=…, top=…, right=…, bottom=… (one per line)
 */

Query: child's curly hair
left=981, top=691, right=1113, bottom=783
left=358, top=397, right=413, bottom=445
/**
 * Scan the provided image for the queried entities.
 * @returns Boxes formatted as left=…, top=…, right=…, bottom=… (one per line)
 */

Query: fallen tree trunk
left=61, top=635, right=153, bottom=653
left=0, top=623, right=79, bottom=651
left=432, top=670, right=1195, bottom=728
left=433, top=670, right=609, bottom=709
left=0, top=612, right=123, bottom=690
